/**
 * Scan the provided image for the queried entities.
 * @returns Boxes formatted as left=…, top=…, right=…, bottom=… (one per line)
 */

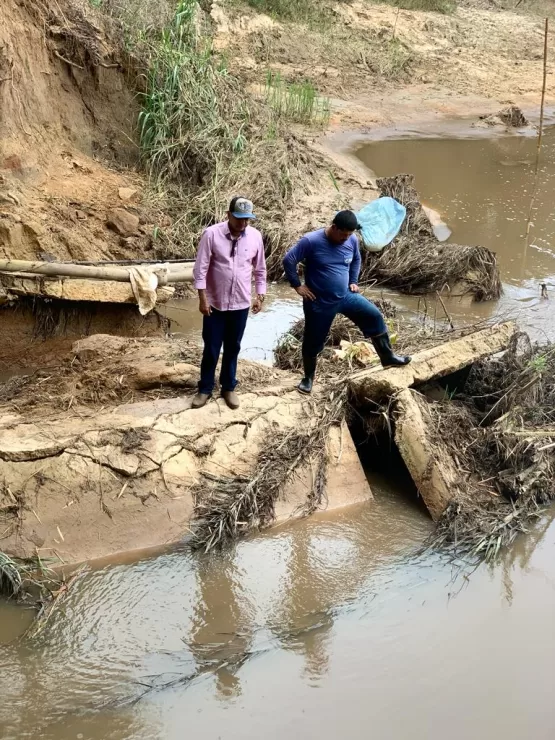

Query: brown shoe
left=191, top=392, right=211, bottom=409
left=222, top=390, right=240, bottom=410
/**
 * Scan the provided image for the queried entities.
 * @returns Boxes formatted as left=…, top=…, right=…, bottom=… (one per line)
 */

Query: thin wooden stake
left=524, top=18, right=549, bottom=259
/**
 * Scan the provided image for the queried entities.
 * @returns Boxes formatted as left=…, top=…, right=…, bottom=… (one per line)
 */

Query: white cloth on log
left=129, top=265, right=169, bottom=315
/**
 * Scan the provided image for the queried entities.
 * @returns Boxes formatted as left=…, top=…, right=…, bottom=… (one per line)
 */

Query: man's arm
left=252, top=235, right=267, bottom=314
left=349, top=238, right=362, bottom=292
left=193, top=230, right=212, bottom=315
left=283, top=237, right=316, bottom=300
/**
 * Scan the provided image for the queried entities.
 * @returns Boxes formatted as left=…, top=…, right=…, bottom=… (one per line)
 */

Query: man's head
left=227, top=196, right=256, bottom=235
left=327, top=210, right=359, bottom=244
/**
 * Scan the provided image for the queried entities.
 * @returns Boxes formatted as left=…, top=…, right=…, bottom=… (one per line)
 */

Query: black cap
left=332, top=210, right=359, bottom=231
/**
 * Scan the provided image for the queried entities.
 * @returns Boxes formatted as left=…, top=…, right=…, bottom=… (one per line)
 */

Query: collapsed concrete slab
left=393, top=388, right=463, bottom=521
left=349, top=322, right=516, bottom=521
left=0, top=336, right=371, bottom=566
left=349, top=322, right=515, bottom=398
left=0, top=322, right=518, bottom=566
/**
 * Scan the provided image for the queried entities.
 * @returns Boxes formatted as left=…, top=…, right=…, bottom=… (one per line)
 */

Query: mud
left=0, top=300, right=168, bottom=375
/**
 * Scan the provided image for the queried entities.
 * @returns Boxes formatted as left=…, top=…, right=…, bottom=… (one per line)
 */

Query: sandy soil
left=214, top=0, right=555, bottom=181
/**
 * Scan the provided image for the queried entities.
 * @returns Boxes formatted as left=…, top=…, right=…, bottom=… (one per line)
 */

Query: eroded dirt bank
left=2, top=0, right=554, bottom=269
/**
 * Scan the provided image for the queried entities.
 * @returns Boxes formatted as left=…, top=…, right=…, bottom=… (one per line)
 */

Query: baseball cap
left=229, top=196, right=256, bottom=220
left=333, top=210, right=360, bottom=231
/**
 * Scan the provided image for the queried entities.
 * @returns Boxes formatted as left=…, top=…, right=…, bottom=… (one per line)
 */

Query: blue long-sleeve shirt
left=282, top=229, right=361, bottom=306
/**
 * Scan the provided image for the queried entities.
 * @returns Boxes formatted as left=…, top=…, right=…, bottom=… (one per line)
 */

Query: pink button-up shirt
left=193, top=221, right=267, bottom=311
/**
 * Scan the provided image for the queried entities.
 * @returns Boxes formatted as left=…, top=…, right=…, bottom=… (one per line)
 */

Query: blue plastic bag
left=356, top=197, right=406, bottom=252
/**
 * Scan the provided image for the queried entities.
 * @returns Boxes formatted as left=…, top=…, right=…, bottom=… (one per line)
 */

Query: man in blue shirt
left=283, top=210, right=411, bottom=394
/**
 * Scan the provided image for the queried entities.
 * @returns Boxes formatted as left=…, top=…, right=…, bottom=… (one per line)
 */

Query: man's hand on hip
left=252, top=295, right=265, bottom=314
left=295, top=285, right=316, bottom=301
left=349, top=283, right=360, bottom=293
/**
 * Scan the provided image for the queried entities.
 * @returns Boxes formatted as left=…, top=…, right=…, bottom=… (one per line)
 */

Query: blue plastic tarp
left=357, top=197, right=406, bottom=252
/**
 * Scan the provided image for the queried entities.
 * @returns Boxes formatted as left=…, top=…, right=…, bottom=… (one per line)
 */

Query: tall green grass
left=133, top=0, right=260, bottom=254
left=265, top=72, right=330, bottom=125
left=138, top=0, right=247, bottom=183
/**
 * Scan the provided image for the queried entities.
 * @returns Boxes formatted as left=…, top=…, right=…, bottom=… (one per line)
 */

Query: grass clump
left=265, top=71, right=330, bottom=125
left=243, top=0, right=335, bottom=25
left=0, top=552, right=44, bottom=599
left=378, top=0, right=456, bottom=12
left=0, top=553, right=25, bottom=597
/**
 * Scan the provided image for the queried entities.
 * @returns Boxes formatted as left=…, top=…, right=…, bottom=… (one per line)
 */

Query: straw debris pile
left=429, top=333, right=555, bottom=560
left=361, top=175, right=502, bottom=301
left=190, top=386, right=347, bottom=552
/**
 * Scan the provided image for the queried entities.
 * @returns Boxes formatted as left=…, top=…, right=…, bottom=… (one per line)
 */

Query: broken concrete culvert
left=1, top=318, right=554, bottom=587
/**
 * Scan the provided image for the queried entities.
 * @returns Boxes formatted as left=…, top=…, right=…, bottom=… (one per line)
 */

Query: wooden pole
left=0, top=260, right=194, bottom=284
left=524, top=17, right=549, bottom=258
left=534, top=17, right=549, bottom=179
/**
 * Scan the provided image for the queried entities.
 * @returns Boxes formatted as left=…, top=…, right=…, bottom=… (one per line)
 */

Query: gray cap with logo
left=230, top=196, right=256, bottom=220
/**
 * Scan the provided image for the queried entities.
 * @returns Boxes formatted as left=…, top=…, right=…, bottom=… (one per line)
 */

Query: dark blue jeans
left=302, top=292, right=386, bottom=358
left=199, top=307, right=249, bottom=394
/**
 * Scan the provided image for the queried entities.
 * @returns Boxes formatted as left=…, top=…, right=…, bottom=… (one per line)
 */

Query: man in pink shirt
left=191, top=197, right=267, bottom=410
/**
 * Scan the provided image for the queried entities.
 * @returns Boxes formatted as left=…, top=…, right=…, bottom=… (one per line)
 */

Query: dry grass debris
left=361, top=175, right=502, bottom=301
left=190, top=385, right=346, bottom=551
left=429, top=333, right=555, bottom=560
left=479, top=105, right=529, bottom=128
left=0, top=335, right=285, bottom=415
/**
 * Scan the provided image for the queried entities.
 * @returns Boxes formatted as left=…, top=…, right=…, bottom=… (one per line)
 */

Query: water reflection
left=1, top=490, right=555, bottom=739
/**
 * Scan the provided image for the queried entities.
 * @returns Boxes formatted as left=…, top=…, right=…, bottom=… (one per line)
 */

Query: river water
left=2, top=129, right=555, bottom=739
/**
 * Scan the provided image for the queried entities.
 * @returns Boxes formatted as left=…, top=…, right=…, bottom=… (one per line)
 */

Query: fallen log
left=0, top=259, right=194, bottom=284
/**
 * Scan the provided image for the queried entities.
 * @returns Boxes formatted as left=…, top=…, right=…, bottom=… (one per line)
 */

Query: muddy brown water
left=356, top=125, right=555, bottom=340
left=3, top=130, right=555, bottom=739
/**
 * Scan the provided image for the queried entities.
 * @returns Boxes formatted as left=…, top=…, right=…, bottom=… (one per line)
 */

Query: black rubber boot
left=298, top=356, right=317, bottom=394
left=371, top=333, right=411, bottom=367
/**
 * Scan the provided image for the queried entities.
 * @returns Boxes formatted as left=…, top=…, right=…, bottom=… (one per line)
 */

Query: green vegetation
left=101, top=0, right=329, bottom=265
left=130, top=0, right=255, bottom=254
left=245, top=0, right=456, bottom=20
left=265, top=72, right=330, bottom=125
left=528, top=354, right=548, bottom=374
left=244, top=0, right=333, bottom=24
left=378, top=0, right=456, bottom=12
left=138, top=0, right=247, bottom=183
